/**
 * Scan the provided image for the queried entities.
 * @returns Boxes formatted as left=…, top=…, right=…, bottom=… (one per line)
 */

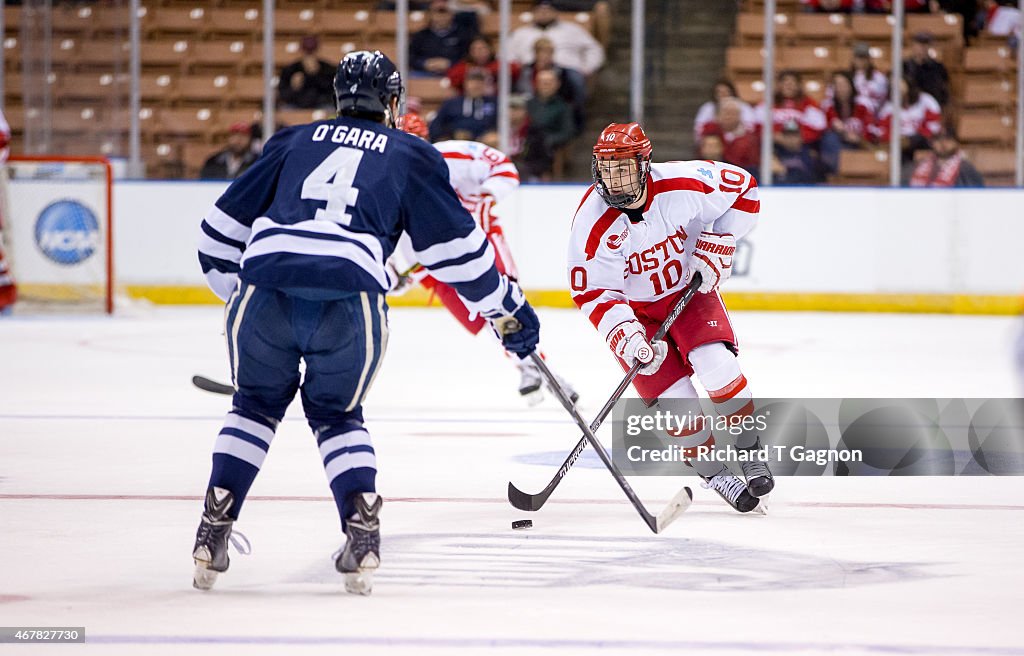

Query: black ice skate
left=335, top=492, right=383, bottom=595
left=701, top=469, right=760, bottom=513
left=739, top=439, right=775, bottom=497
left=192, top=486, right=242, bottom=590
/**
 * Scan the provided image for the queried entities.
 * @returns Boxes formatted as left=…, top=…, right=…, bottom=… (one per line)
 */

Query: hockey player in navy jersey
left=192, top=51, right=540, bottom=595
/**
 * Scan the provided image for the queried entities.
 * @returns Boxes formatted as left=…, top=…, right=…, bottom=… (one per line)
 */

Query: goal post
left=2, top=155, right=115, bottom=314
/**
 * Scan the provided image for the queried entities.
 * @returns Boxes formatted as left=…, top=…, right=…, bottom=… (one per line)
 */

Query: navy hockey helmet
left=334, top=50, right=405, bottom=127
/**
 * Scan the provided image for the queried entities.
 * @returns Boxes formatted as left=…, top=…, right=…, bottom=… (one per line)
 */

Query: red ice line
left=0, top=493, right=1022, bottom=511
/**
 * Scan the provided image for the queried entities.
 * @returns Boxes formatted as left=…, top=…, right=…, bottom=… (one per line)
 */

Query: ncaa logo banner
left=34, top=200, right=101, bottom=266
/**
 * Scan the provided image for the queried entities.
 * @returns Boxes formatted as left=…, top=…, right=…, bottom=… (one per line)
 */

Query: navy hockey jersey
left=198, top=115, right=503, bottom=314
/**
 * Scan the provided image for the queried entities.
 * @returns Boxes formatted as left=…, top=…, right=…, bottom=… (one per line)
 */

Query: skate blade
left=753, top=495, right=770, bottom=516
left=192, top=562, right=219, bottom=590
left=343, top=552, right=379, bottom=595
left=344, top=570, right=374, bottom=595
left=521, top=389, right=544, bottom=407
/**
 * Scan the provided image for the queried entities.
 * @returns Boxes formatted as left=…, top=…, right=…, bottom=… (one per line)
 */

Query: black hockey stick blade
left=192, top=375, right=234, bottom=395
left=507, top=273, right=703, bottom=513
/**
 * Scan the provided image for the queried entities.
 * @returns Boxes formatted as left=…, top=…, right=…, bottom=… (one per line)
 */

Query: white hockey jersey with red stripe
left=568, top=161, right=759, bottom=339
left=433, top=140, right=520, bottom=209
left=392, top=140, right=520, bottom=277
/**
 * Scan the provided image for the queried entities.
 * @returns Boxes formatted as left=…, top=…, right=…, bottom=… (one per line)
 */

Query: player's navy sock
left=208, top=407, right=278, bottom=518
left=316, top=423, right=377, bottom=526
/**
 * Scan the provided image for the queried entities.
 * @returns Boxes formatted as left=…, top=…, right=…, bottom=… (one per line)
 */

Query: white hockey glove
left=685, top=231, right=736, bottom=294
left=607, top=320, right=668, bottom=375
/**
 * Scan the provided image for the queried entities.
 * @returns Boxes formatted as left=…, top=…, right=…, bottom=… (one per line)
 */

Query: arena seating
left=728, top=1, right=1018, bottom=186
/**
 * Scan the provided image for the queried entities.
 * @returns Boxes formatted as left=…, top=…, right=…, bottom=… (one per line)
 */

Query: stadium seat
left=905, top=13, right=963, bottom=46
left=961, top=79, right=1016, bottom=110
left=735, top=12, right=793, bottom=46
left=206, top=7, right=263, bottom=39
left=963, top=46, right=1017, bottom=77
left=726, top=46, right=767, bottom=76
left=850, top=14, right=896, bottom=44
left=156, top=107, right=217, bottom=140
left=968, top=147, right=1018, bottom=186
left=958, top=113, right=1016, bottom=145
left=142, top=40, right=191, bottom=72
left=778, top=46, right=837, bottom=76
left=407, top=77, right=452, bottom=105
left=370, top=9, right=426, bottom=39
left=176, top=75, right=234, bottom=105
left=792, top=13, right=850, bottom=47
left=835, top=148, right=889, bottom=185
left=144, top=7, right=209, bottom=39
left=189, top=41, right=250, bottom=74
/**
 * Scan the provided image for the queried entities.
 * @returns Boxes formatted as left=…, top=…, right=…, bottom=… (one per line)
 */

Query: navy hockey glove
left=485, top=279, right=540, bottom=359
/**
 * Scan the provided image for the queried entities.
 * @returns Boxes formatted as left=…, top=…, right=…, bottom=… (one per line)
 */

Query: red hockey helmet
left=592, top=122, right=653, bottom=209
left=397, top=113, right=429, bottom=140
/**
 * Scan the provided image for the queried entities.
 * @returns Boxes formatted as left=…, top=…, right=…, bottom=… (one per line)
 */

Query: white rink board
left=112, top=182, right=1024, bottom=295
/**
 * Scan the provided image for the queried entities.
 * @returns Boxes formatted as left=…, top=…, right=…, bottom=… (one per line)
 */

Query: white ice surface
left=1, top=306, right=1023, bottom=655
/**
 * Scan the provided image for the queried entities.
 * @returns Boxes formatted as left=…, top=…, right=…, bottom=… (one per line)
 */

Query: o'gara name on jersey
left=311, top=124, right=389, bottom=153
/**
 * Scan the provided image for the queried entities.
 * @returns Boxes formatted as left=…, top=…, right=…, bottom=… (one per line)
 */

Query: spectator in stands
left=980, top=0, right=1022, bottom=48
left=544, top=0, right=611, bottom=47
left=756, top=70, right=827, bottom=147
left=507, top=94, right=553, bottom=181
left=849, top=42, right=889, bottom=114
left=935, top=0, right=981, bottom=42
left=772, top=120, right=824, bottom=185
left=904, top=31, right=950, bottom=106
left=526, top=68, right=576, bottom=177
left=447, top=36, right=520, bottom=95
left=904, top=128, right=985, bottom=187
left=820, top=71, right=875, bottom=172
left=508, top=0, right=605, bottom=87
left=693, top=79, right=756, bottom=141
left=873, top=76, right=943, bottom=162
left=277, top=36, right=336, bottom=111
left=702, top=98, right=760, bottom=175
left=429, top=68, right=498, bottom=143
left=516, top=37, right=586, bottom=134
left=410, top=0, right=477, bottom=77
left=698, top=133, right=726, bottom=161
left=199, top=123, right=258, bottom=180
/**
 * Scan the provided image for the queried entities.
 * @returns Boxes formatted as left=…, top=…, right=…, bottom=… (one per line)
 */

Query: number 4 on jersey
left=302, top=146, right=365, bottom=225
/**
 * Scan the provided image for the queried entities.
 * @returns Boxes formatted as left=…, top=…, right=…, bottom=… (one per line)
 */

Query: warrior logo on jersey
left=697, top=167, right=713, bottom=180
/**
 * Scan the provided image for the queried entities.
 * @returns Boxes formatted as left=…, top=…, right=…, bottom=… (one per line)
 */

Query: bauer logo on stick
left=34, top=199, right=100, bottom=266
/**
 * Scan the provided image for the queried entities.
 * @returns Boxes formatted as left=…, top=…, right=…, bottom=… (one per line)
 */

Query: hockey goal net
left=2, top=156, right=114, bottom=313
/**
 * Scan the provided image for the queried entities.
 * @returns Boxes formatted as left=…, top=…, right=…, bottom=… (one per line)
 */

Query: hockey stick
left=507, top=273, right=703, bottom=512
left=192, top=375, right=234, bottom=395
left=526, top=351, right=692, bottom=533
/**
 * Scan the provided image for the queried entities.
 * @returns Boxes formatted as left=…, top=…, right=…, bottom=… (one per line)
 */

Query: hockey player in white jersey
left=393, top=113, right=577, bottom=405
left=569, top=122, right=772, bottom=513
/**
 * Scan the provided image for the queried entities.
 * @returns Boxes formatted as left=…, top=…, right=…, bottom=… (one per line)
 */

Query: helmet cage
left=592, top=154, right=650, bottom=209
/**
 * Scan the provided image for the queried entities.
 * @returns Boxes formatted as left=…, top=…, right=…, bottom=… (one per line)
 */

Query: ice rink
left=2, top=305, right=1023, bottom=655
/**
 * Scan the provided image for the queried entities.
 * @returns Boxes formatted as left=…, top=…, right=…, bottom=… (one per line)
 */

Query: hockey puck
left=512, top=519, right=533, bottom=530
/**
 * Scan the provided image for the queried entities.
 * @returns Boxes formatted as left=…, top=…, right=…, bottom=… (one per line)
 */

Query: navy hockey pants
left=208, top=282, right=388, bottom=524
